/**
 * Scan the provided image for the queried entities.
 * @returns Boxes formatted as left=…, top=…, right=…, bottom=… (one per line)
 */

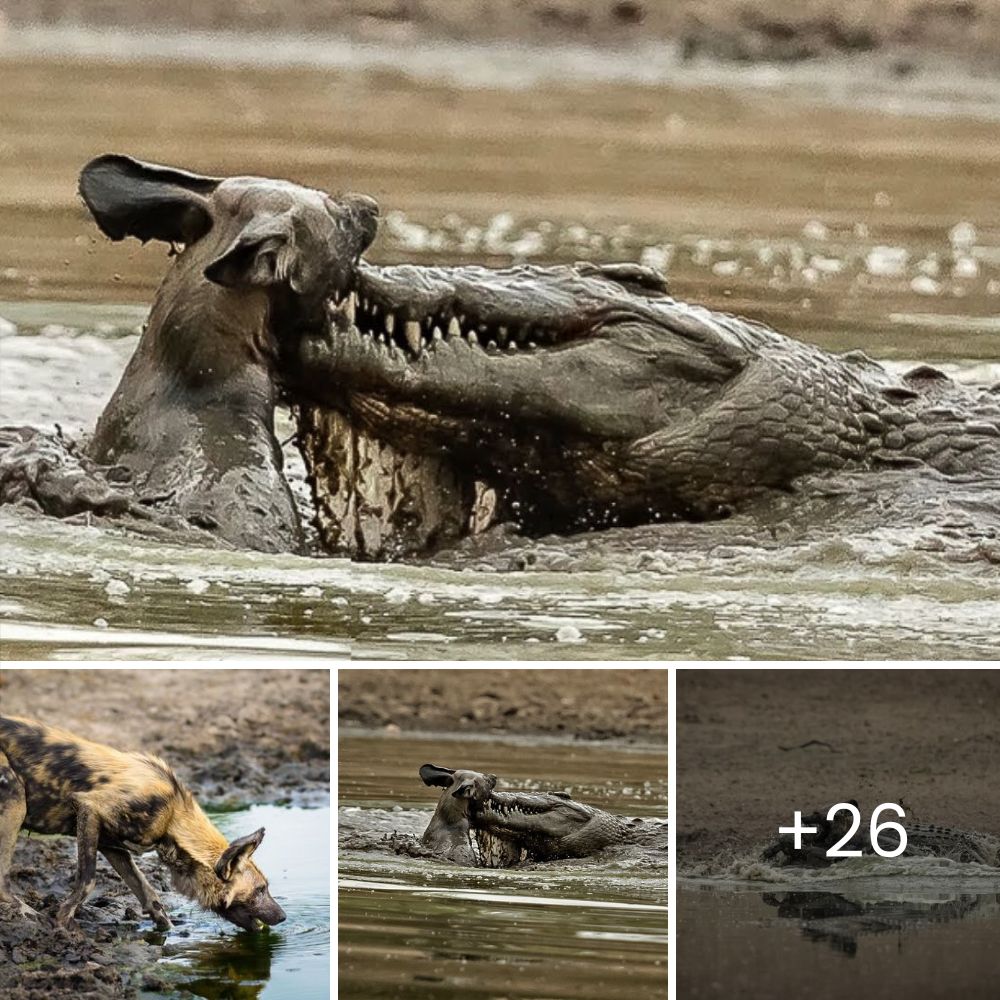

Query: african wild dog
left=0, top=715, right=286, bottom=931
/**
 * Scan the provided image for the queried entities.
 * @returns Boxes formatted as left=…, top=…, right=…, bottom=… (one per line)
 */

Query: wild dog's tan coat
left=0, top=715, right=285, bottom=931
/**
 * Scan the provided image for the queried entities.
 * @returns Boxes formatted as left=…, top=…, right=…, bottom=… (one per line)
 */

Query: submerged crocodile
left=761, top=802, right=1000, bottom=867
left=419, top=764, right=665, bottom=868
left=288, top=258, right=1000, bottom=558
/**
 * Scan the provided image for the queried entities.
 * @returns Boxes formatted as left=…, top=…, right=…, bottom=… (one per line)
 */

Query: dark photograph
left=677, top=668, right=1000, bottom=999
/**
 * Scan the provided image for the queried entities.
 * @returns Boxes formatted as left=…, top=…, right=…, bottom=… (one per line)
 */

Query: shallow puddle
left=339, top=732, right=667, bottom=999
left=148, top=803, right=330, bottom=1000
left=680, top=865, right=1000, bottom=999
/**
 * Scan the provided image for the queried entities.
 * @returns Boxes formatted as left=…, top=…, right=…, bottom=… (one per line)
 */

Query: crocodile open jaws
left=288, top=258, right=1000, bottom=558
left=419, top=764, right=659, bottom=868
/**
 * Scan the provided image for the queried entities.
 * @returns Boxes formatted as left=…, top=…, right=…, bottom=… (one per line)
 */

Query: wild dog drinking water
left=0, top=715, right=285, bottom=931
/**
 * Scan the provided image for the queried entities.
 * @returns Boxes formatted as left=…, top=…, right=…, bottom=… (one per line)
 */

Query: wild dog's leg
left=101, top=846, right=173, bottom=931
left=0, top=751, right=36, bottom=917
left=0, top=751, right=25, bottom=892
left=55, top=804, right=101, bottom=926
left=0, top=758, right=30, bottom=915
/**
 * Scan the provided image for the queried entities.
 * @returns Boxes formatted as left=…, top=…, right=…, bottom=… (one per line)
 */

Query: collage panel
left=2, top=9, right=997, bottom=663
left=0, top=0, right=998, bottom=993
left=338, top=667, right=668, bottom=999
left=676, top=667, right=1000, bottom=999
left=0, top=666, right=331, bottom=999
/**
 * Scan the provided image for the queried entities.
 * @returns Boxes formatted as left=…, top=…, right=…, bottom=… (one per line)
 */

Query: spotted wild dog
left=0, top=715, right=286, bottom=931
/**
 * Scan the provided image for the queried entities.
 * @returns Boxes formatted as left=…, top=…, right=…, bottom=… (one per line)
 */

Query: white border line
left=668, top=665, right=677, bottom=1000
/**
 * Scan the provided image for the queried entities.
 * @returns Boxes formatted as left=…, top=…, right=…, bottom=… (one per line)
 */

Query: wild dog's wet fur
left=418, top=764, right=497, bottom=864
left=0, top=715, right=285, bottom=932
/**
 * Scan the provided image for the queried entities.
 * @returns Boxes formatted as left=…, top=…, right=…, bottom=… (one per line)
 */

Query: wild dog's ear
left=204, top=213, right=301, bottom=290
left=79, top=153, right=221, bottom=245
left=215, top=827, right=266, bottom=882
left=419, top=764, right=455, bottom=788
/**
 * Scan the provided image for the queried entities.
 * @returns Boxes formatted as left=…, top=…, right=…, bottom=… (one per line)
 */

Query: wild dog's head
left=420, top=764, right=497, bottom=821
left=211, top=827, right=286, bottom=931
left=79, top=153, right=379, bottom=353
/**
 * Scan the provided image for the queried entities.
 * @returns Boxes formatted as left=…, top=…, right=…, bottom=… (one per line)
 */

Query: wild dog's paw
left=150, top=905, right=173, bottom=931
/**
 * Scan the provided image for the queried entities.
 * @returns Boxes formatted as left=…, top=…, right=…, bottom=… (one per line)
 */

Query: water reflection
left=680, top=884, right=1000, bottom=999
left=171, top=930, right=282, bottom=999
left=761, top=890, right=996, bottom=957
left=154, top=805, right=330, bottom=1000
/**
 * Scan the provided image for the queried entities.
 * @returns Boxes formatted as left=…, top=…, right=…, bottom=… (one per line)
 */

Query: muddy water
left=680, top=862, right=1000, bottom=999
left=149, top=804, right=330, bottom=1000
left=338, top=732, right=667, bottom=999
left=3, top=311, right=999, bottom=661
left=1, top=42, right=999, bottom=659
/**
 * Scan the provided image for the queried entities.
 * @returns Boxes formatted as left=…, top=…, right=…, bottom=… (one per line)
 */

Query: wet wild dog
left=0, top=715, right=286, bottom=931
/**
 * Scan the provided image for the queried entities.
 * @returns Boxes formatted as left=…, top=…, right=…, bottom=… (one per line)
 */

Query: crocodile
left=287, top=257, right=1000, bottom=558
left=761, top=802, right=1000, bottom=867
left=419, top=764, right=664, bottom=868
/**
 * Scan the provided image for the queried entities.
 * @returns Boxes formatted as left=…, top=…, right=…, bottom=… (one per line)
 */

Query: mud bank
left=339, top=667, right=668, bottom=742
left=5, top=0, right=1000, bottom=66
left=677, top=669, right=1000, bottom=868
left=0, top=668, right=330, bottom=1000
left=0, top=668, right=331, bottom=803
left=0, top=840, right=170, bottom=1000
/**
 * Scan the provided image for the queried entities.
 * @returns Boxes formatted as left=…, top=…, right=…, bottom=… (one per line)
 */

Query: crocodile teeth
left=404, top=319, right=423, bottom=356
left=384, top=313, right=395, bottom=335
left=337, top=292, right=356, bottom=325
left=507, top=342, right=518, bottom=352
left=497, top=325, right=509, bottom=345
left=432, top=325, right=443, bottom=341
left=447, top=317, right=462, bottom=339
left=467, top=331, right=479, bottom=346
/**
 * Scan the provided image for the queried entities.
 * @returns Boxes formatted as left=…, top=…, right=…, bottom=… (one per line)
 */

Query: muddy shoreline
left=6, top=0, right=1000, bottom=66
left=677, top=669, right=1000, bottom=870
left=0, top=668, right=330, bottom=1000
left=339, top=667, right=668, bottom=742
